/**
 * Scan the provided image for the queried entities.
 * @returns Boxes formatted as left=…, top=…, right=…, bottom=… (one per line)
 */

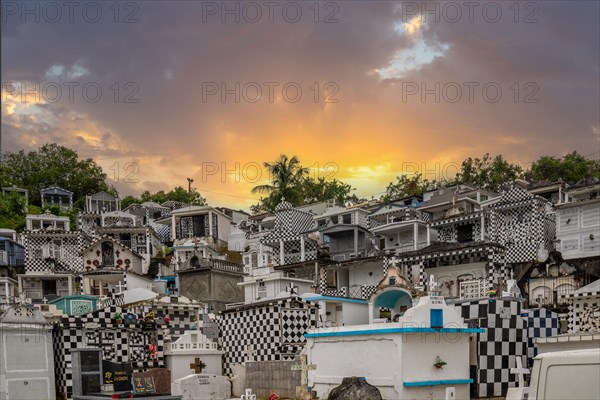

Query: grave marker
left=510, top=357, right=530, bottom=388
left=132, top=368, right=172, bottom=395
left=290, top=355, right=316, bottom=386
left=241, top=388, right=256, bottom=400
left=291, top=355, right=316, bottom=399
left=102, top=360, right=132, bottom=392
left=133, top=376, right=156, bottom=394
left=189, top=357, right=206, bottom=374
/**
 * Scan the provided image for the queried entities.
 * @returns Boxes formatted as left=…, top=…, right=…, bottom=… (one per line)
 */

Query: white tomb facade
left=164, top=330, right=224, bottom=381
left=304, top=294, right=481, bottom=399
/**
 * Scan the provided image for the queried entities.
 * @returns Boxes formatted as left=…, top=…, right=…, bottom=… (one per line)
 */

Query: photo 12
left=0, top=1, right=599, bottom=399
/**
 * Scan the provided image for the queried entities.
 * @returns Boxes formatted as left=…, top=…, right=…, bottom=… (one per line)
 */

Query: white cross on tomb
left=291, top=355, right=316, bottom=386
left=115, top=281, right=127, bottom=293
left=286, top=282, right=298, bottom=295
left=511, top=357, right=530, bottom=388
left=240, top=388, right=256, bottom=400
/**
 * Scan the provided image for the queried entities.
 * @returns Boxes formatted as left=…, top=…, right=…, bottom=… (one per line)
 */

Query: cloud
left=1, top=1, right=598, bottom=209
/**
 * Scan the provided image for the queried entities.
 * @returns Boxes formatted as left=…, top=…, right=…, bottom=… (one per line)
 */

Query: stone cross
left=287, top=282, right=298, bottom=295
left=240, top=388, right=256, bottom=400
left=291, top=355, right=316, bottom=386
left=42, top=297, right=48, bottom=304
left=189, top=357, right=206, bottom=374
left=429, top=274, right=438, bottom=293
left=115, top=281, right=127, bottom=293
left=510, top=357, right=530, bottom=388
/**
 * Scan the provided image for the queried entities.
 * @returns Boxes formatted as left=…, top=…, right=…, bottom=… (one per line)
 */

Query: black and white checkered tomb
left=521, top=308, right=560, bottom=366
left=453, top=297, right=528, bottom=398
left=218, top=296, right=318, bottom=376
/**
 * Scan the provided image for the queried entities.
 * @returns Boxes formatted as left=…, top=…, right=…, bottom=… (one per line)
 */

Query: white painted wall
left=166, top=352, right=223, bottom=381
left=305, top=297, right=472, bottom=399
left=228, top=226, right=246, bottom=252
left=242, top=276, right=313, bottom=303
left=348, top=264, right=384, bottom=288
left=341, top=302, right=369, bottom=325
left=0, top=324, right=56, bottom=400
left=425, top=262, right=487, bottom=298
left=557, top=202, right=600, bottom=260
left=306, top=331, right=470, bottom=399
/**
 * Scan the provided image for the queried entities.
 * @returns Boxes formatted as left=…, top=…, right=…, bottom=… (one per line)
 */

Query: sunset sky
left=2, top=1, right=599, bottom=210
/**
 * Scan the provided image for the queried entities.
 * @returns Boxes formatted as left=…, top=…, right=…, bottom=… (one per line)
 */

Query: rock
left=327, top=377, right=382, bottom=400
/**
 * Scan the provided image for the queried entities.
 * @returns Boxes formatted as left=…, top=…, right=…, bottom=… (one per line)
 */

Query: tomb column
left=171, top=216, right=177, bottom=241
left=488, top=248, right=496, bottom=289
left=208, top=211, right=214, bottom=238
left=4, top=281, right=10, bottom=301
left=67, top=275, right=73, bottom=295
left=279, top=240, right=285, bottom=265
left=426, top=226, right=431, bottom=246
left=419, top=261, right=426, bottom=287
left=481, top=214, right=485, bottom=241
left=300, top=236, right=305, bottom=261
left=413, top=222, right=418, bottom=250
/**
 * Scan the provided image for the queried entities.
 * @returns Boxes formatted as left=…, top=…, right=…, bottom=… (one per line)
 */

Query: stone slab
left=172, top=374, right=231, bottom=400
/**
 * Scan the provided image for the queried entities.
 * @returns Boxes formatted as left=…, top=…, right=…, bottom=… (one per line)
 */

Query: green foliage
left=0, top=192, right=27, bottom=231
left=0, top=143, right=115, bottom=207
left=382, top=174, right=437, bottom=201
left=250, top=155, right=359, bottom=213
left=525, top=151, right=600, bottom=184
left=453, top=153, right=524, bottom=191
left=301, top=177, right=360, bottom=205
left=122, top=186, right=207, bottom=208
left=251, top=154, right=309, bottom=210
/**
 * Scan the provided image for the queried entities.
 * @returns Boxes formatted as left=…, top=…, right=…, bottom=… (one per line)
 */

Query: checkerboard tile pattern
left=454, top=298, right=528, bottom=398
left=521, top=308, right=560, bottom=366
left=53, top=305, right=166, bottom=399
left=260, top=200, right=318, bottom=266
left=563, top=289, right=600, bottom=332
left=490, top=187, right=553, bottom=264
left=127, top=300, right=203, bottom=339
left=23, top=231, right=89, bottom=273
left=219, top=297, right=317, bottom=376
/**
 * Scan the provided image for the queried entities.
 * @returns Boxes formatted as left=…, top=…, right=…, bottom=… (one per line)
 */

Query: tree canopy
left=250, top=154, right=359, bottom=213
left=382, top=174, right=437, bottom=201
left=0, top=143, right=114, bottom=208
left=121, top=186, right=206, bottom=209
left=1, top=144, right=598, bottom=224
left=525, top=151, right=600, bottom=184
left=453, top=153, right=524, bottom=192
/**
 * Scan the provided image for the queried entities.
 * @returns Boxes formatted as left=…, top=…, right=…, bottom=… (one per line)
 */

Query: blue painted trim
left=304, top=296, right=368, bottom=304
left=304, top=327, right=484, bottom=338
left=403, top=379, right=472, bottom=387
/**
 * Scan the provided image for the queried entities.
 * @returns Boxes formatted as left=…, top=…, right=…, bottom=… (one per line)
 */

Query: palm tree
left=251, top=154, right=309, bottom=209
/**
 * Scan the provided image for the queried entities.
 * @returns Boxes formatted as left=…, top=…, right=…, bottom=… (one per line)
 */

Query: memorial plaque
left=202, top=321, right=219, bottom=339
left=102, top=360, right=132, bottom=391
left=81, top=351, right=101, bottom=372
left=132, top=368, right=171, bottom=395
left=133, top=376, right=156, bottom=394
left=82, top=374, right=101, bottom=394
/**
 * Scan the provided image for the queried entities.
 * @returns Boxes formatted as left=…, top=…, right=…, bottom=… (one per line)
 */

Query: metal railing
left=182, top=258, right=244, bottom=274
